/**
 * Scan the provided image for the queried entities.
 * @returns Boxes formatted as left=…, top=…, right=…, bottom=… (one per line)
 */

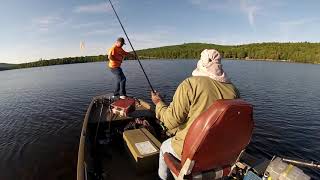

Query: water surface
left=0, top=60, right=319, bottom=179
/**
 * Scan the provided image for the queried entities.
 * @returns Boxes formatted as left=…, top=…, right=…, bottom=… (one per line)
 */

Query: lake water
left=0, top=60, right=319, bottom=179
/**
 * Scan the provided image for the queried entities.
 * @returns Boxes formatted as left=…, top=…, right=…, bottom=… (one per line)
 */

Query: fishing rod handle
left=282, top=158, right=320, bottom=169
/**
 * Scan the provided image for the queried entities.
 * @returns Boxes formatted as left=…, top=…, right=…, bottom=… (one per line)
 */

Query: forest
left=15, top=55, right=106, bottom=69
left=2, top=42, right=319, bottom=71
left=136, top=42, right=320, bottom=64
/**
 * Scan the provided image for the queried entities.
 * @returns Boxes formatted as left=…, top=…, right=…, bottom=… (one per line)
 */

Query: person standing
left=108, top=37, right=133, bottom=99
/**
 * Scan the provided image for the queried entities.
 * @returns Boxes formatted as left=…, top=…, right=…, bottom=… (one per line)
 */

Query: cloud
left=31, top=15, right=68, bottom=32
left=72, top=21, right=118, bottom=30
left=279, top=18, right=318, bottom=27
left=277, top=18, right=319, bottom=41
left=189, top=0, right=202, bottom=5
left=73, top=21, right=119, bottom=36
left=85, top=29, right=116, bottom=36
left=189, top=0, right=262, bottom=28
left=126, top=26, right=178, bottom=49
left=240, top=0, right=259, bottom=27
left=189, top=0, right=232, bottom=10
left=73, top=3, right=109, bottom=13
left=72, top=22, right=105, bottom=29
left=73, top=1, right=119, bottom=13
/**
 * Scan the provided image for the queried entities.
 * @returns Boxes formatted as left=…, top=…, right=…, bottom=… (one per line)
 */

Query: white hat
left=192, top=49, right=230, bottom=83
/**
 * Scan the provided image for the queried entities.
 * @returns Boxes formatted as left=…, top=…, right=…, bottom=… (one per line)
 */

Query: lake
left=0, top=60, right=319, bottom=179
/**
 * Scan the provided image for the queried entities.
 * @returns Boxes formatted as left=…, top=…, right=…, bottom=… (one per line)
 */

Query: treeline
left=136, top=42, right=320, bottom=64
left=15, top=55, right=107, bottom=69
left=1, top=42, right=319, bottom=71
left=0, top=63, right=16, bottom=71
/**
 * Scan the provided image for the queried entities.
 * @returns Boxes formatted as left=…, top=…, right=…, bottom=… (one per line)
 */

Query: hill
left=1, top=42, right=319, bottom=71
left=14, top=55, right=106, bottom=70
left=136, top=42, right=320, bottom=64
left=0, top=63, right=16, bottom=71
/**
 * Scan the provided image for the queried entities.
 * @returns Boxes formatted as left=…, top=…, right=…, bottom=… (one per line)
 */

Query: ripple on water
left=0, top=60, right=319, bottom=179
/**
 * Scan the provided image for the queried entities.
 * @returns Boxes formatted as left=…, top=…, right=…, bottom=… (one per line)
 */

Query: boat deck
left=85, top=98, right=161, bottom=179
left=98, top=138, right=159, bottom=180
left=78, top=95, right=276, bottom=180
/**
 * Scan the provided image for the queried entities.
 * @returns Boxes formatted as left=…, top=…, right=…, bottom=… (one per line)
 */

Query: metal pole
left=282, top=158, right=320, bottom=169
left=106, top=0, right=155, bottom=93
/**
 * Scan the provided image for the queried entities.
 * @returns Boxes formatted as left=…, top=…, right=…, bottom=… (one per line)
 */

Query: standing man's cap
left=117, top=37, right=126, bottom=45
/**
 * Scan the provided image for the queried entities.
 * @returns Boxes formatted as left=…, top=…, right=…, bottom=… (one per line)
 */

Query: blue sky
left=1, top=0, right=319, bottom=63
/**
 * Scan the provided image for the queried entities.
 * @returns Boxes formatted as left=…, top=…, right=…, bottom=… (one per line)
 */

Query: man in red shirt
left=108, top=37, right=133, bottom=99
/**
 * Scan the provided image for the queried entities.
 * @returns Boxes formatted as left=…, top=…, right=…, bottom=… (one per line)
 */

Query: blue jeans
left=110, top=67, right=126, bottom=96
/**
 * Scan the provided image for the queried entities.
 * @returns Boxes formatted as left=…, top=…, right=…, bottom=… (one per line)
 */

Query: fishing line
left=106, top=0, right=155, bottom=93
left=94, top=102, right=104, bottom=148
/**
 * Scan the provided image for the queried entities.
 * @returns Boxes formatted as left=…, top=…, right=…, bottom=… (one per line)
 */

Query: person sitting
left=151, top=49, right=240, bottom=180
left=108, top=37, right=134, bottom=99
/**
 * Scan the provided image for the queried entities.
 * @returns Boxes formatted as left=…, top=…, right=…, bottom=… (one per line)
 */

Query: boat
left=77, top=94, right=312, bottom=180
left=77, top=94, right=164, bottom=180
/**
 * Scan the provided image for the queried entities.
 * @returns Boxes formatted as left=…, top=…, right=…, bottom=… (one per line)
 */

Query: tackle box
left=111, top=97, right=135, bottom=117
left=123, top=128, right=161, bottom=172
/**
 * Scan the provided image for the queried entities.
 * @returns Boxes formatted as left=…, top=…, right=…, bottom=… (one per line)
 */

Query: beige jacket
left=155, top=76, right=240, bottom=157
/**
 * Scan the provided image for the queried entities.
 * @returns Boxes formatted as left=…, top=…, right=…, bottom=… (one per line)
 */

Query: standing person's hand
left=130, top=53, right=136, bottom=59
left=126, top=53, right=135, bottom=59
left=151, top=91, right=162, bottom=105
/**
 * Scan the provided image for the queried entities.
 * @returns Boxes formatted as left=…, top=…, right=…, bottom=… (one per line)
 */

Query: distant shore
left=1, top=42, right=319, bottom=71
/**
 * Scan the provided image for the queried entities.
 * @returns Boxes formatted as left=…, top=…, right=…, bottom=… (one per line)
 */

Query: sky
left=1, top=0, right=320, bottom=64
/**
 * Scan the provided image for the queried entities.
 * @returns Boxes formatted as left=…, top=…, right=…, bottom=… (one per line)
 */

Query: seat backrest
left=181, top=99, right=254, bottom=174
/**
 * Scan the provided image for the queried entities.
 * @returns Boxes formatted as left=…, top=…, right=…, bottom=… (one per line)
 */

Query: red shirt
left=108, top=45, right=128, bottom=68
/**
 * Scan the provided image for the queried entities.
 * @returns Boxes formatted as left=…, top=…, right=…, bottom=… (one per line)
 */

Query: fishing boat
left=77, top=94, right=314, bottom=180
left=77, top=94, right=165, bottom=180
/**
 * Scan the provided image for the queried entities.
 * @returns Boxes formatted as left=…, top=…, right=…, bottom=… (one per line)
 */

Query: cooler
left=111, top=97, right=135, bottom=117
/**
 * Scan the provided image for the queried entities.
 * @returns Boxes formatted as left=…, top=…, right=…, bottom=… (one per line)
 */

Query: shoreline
left=1, top=57, right=319, bottom=72
left=139, top=57, right=320, bottom=65
left=226, top=58, right=320, bottom=65
left=2, top=42, right=320, bottom=71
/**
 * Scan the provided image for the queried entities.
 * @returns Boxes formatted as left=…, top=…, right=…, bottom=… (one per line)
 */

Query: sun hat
left=192, top=49, right=230, bottom=83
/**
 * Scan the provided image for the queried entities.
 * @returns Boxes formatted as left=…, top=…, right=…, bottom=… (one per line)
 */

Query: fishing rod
left=282, top=158, right=320, bottom=169
left=106, top=0, right=155, bottom=93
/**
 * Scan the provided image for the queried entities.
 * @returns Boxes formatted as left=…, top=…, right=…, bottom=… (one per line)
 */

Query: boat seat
left=164, top=99, right=254, bottom=179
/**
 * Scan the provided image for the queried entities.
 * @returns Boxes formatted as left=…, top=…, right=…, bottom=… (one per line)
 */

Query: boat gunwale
left=77, top=94, right=112, bottom=180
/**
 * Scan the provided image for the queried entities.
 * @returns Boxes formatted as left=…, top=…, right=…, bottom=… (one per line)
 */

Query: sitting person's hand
left=151, top=91, right=162, bottom=105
